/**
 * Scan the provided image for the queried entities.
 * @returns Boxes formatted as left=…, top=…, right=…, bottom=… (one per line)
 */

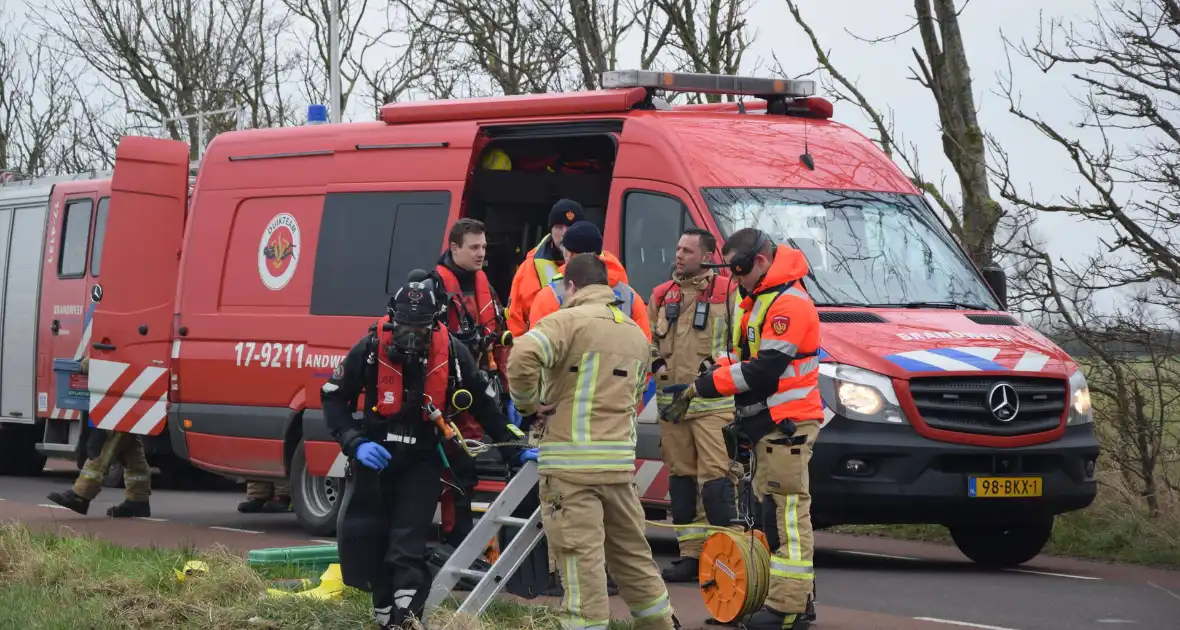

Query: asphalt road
left=2, top=462, right=1178, bottom=630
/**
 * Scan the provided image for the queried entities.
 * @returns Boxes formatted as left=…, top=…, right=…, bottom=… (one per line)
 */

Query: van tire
left=0, top=424, right=47, bottom=476
left=949, top=517, right=1054, bottom=568
left=291, top=440, right=345, bottom=537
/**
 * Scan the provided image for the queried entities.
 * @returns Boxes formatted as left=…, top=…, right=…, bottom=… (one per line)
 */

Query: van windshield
left=702, top=187, right=1000, bottom=309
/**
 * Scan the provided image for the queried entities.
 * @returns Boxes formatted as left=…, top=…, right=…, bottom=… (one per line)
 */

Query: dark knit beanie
left=561, top=221, right=603, bottom=255
left=549, top=198, right=586, bottom=228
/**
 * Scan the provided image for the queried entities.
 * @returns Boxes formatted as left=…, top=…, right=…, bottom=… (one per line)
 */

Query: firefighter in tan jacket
left=508, top=253, right=678, bottom=630
left=647, top=227, right=738, bottom=582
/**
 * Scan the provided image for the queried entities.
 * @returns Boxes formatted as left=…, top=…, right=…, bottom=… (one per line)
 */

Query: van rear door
left=87, top=137, right=190, bottom=436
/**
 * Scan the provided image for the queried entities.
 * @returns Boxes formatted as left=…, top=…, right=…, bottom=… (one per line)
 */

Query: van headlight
left=819, top=363, right=905, bottom=424
left=1068, top=369, right=1093, bottom=425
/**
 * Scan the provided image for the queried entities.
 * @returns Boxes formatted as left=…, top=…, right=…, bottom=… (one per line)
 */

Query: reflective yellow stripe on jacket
left=731, top=285, right=822, bottom=421
left=536, top=305, right=643, bottom=473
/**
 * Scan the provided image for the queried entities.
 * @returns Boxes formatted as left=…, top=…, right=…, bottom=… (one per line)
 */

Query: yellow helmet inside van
left=482, top=148, right=512, bottom=171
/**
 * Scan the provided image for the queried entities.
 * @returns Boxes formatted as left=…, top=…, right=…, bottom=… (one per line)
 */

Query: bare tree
left=538, top=0, right=639, bottom=89
left=355, top=5, right=456, bottom=113
left=651, top=0, right=756, bottom=102
left=0, top=20, right=90, bottom=176
left=399, top=0, right=572, bottom=96
left=34, top=0, right=293, bottom=159
left=240, top=0, right=303, bottom=128
left=911, top=0, right=1004, bottom=267
left=993, top=0, right=1180, bottom=513
left=779, top=0, right=1006, bottom=268
left=283, top=0, right=400, bottom=120
left=994, top=0, right=1180, bottom=305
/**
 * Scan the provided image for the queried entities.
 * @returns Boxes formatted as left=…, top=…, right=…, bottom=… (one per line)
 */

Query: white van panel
left=0, top=204, right=48, bottom=423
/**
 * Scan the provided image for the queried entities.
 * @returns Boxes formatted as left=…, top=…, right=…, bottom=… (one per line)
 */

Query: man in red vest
left=431, top=218, right=512, bottom=548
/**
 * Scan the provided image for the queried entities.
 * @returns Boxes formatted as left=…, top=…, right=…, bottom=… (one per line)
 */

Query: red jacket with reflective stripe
left=695, top=244, right=823, bottom=424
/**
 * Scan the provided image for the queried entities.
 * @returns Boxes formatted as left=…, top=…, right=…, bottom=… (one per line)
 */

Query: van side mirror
left=981, top=265, right=1008, bottom=311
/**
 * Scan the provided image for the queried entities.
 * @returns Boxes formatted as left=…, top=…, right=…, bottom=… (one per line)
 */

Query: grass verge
left=830, top=479, right=1180, bottom=569
left=0, top=523, right=609, bottom=629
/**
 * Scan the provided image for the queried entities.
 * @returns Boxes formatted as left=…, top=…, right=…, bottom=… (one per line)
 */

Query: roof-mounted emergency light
left=601, top=70, right=816, bottom=99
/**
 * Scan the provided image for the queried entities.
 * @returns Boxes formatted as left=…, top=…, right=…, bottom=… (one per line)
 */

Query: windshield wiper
left=814, top=301, right=990, bottom=310
left=879, top=301, right=990, bottom=310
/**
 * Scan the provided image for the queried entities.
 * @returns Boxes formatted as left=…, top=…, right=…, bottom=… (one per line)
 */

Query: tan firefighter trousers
left=246, top=479, right=292, bottom=500
left=659, top=411, right=734, bottom=558
left=540, top=473, right=676, bottom=630
left=752, top=420, right=820, bottom=615
left=530, top=423, right=560, bottom=575
left=74, top=431, right=151, bottom=502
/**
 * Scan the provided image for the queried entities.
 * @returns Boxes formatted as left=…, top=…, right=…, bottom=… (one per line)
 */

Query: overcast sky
left=8, top=0, right=1123, bottom=279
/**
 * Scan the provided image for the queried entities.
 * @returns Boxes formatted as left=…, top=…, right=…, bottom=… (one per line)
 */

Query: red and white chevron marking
left=324, top=450, right=674, bottom=503
left=49, top=407, right=82, bottom=420
left=87, top=359, right=170, bottom=436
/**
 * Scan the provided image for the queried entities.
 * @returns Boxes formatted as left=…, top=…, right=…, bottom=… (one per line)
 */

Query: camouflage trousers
left=74, top=431, right=151, bottom=502
left=246, top=479, right=292, bottom=500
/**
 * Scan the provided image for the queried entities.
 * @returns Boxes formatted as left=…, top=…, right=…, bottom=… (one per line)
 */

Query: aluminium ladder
left=424, top=461, right=547, bottom=626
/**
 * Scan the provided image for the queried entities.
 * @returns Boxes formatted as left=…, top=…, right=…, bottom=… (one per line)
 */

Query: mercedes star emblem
left=988, top=382, right=1020, bottom=422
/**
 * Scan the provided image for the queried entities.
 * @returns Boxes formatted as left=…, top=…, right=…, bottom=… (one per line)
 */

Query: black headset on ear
left=726, top=229, right=774, bottom=276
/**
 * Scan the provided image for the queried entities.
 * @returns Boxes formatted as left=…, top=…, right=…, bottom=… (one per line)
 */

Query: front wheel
left=291, top=440, right=346, bottom=537
left=949, top=516, right=1054, bottom=568
left=0, top=424, right=47, bottom=476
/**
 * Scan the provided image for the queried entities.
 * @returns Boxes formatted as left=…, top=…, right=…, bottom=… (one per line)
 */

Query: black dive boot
left=107, top=500, right=151, bottom=518
left=661, top=557, right=700, bottom=583
left=46, top=490, right=90, bottom=515
left=540, top=571, right=564, bottom=597
left=745, top=607, right=811, bottom=630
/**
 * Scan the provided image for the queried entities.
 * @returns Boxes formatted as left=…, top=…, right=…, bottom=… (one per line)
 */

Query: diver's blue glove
left=507, top=400, right=524, bottom=427
left=518, top=448, right=539, bottom=465
left=355, top=441, right=392, bottom=470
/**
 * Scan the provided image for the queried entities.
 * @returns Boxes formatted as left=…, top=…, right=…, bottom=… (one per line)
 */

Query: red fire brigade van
left=71, top=70, right=1102, bottom=567
left=0, top=168, right=202, bottom=485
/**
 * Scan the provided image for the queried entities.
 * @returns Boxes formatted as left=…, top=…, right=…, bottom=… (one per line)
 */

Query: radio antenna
left=800, top=116, right=815, bottom=171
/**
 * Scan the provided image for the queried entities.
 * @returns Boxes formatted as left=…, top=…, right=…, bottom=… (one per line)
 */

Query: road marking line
left=1095, top=620, right=1137, bottom=624
left=310, top=539, right=336, bottom=545
left=1148, top=581, right=1180, bottom=602
left=134, top=517, right=169, bottom=522
left=209, top=526, right=262, bottom=534
left=914, top=618, right=1018, bottom=630
left=38, top=504, right=69, bottom=510
left=839, top=550, right=918, bottom=561
left=1006, top=568, right=1101, bottom=580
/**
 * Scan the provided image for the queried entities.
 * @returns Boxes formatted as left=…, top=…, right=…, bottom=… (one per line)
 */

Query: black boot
left=238, top=497, right=267, bottom=513
left=107, top=500, right=151, bottom=518
left=261, top=495, right=292, bottom=513
left=47, top=490, right=90, bottom=515
left=804, top=594, right=816, bottom=621
left=745, top=607, right=811, bottom=630
left=661, top=557, right=700, bottom=583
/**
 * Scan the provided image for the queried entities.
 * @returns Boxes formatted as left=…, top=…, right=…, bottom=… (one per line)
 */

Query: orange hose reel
left=698, top=529, right=771, bottom=624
